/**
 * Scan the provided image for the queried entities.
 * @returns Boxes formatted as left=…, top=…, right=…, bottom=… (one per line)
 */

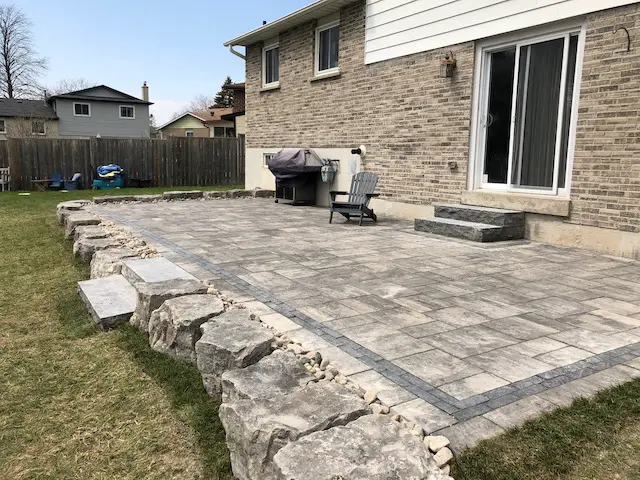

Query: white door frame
left=467, top=19, right=587, bottom=198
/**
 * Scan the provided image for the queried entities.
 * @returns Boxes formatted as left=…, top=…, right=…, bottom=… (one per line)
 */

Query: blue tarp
left=97, top=164, right=123, bottom=178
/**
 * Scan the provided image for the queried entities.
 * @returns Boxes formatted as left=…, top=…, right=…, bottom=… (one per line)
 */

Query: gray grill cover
left=267, top=148, right=323, bottom=188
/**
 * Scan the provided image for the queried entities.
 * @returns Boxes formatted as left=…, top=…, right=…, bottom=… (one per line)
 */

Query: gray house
left=47, top=84, right=152, bottom=138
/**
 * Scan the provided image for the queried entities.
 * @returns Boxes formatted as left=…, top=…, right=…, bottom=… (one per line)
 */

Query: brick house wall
left=246, top=1, right=474, bottom=205
left=246, top=0, right=640, bottom=233
left=570, top=4, right=640, bottom=233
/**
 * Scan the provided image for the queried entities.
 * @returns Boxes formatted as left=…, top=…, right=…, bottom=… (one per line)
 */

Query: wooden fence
left=2, top=137, right=245, bottom=190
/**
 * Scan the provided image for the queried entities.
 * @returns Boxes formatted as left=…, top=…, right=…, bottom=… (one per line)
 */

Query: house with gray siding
left=47, top=84, right=152, bottom=138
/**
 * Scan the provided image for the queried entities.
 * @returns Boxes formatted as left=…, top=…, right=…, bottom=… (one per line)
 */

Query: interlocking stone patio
left=97, top=198, right=640, bottom=451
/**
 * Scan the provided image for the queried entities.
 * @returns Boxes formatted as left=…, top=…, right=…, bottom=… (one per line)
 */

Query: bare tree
left=0, top=5, right=48, bottom=98
left=169, top=94, right=216, bottom=119
left=48, top=78, right=95, bottom=95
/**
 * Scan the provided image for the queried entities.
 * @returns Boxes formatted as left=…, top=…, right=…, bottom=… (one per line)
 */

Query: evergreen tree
left=213, top=76, right=234, bottom=108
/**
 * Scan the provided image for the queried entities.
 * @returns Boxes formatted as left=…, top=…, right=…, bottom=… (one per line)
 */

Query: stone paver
left=96, top=199, right=640, bottom=449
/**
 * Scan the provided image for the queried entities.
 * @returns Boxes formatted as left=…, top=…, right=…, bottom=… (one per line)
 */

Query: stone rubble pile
left=91, top=188, right=275, bottom=206
left=58, top=197, right=455, bottom=480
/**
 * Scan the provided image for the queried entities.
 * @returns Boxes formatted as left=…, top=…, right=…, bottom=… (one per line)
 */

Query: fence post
left=7, top=138, right=22, bottom=190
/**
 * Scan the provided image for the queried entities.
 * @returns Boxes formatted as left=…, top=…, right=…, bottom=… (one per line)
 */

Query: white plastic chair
left=0, top=167, right=10, bottom=192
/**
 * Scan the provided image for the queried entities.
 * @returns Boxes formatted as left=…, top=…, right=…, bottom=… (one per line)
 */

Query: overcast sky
left=12, top=0, right=311, bottom=124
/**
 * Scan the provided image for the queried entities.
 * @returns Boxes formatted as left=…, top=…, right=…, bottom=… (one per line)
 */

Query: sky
left=12, top=0, right=311, bottom=125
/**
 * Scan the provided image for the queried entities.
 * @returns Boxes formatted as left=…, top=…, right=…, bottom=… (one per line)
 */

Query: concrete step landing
left=434, top=203, right=525, bottom=227
left=414, top=217, right=525, bottom=242
left=78, top=274, right=137, bottom=330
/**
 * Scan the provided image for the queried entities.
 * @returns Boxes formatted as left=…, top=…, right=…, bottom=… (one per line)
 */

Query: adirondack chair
left=49, top=172, right=63, bottom=190
left=329, top=172, right=380, bottom=226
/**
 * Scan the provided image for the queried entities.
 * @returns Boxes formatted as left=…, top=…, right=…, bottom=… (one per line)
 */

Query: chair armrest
left=330, top=190, right=348, bottom=201
left=365, top=193, right=380, bottom=198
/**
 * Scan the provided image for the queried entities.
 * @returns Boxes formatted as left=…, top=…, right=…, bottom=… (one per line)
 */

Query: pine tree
left=213, top=76, right=234, bottom=108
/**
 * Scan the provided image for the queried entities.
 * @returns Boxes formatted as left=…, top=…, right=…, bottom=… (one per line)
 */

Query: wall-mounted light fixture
left=441, top=51, right=457, bottom=78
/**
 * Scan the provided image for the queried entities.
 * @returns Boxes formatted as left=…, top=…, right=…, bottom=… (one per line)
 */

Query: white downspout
left=228, top=45, right=246, bottom=60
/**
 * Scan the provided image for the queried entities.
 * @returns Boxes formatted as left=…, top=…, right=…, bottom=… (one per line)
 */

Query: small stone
left=380, top=405, right=390, bottom=414
left=428, top=435, right=451, bottom=453
left=433, top=447, right=454, bottom=468
left=305, top=351, right=316, bottom=360
left=314, top=352, right=322, bottom=364
left=335, top=375, right=347, bottom=385
left=328, top=366, right=339, bottom=376
left=364, top=389, right=377, bottom=405
left=320, top=358, right=330, bottom=370
left=288, top=343, right=304, bottom=355
left=324, top=371, right=334, bottom=382
left=442, top=465, right=451, bottom=476
left=392, top=414, right=402, bottom=422
left=314, top=370, right=325, bottom=380
left=371, top=404, right=384, bottom=415
left=411, top=425, right=425, bottom=438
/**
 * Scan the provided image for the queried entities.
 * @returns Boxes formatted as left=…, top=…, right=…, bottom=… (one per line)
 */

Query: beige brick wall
left=570, top=4, right=640, bottom=233
left=246, top=0, right=474, bottom=205
left=246, top=0, right=640, bottom=233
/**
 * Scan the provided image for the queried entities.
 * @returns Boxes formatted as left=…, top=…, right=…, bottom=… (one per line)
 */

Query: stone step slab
left=64, top=212, right=101, bottom=240
left=148, top=294, right=225, bottom=363
left=78, top=274, right=137, bottom=330
left=434, top=203, right=525, bottom=227
left=273, top=414, right=448, bottom=480
left=73, top=225, right=110, bottom=242
left=56, top=200, right=91, bottom=225
left=93, top=195, right=136, bottom=204
left=129, top=279, right=208, bottom=333
left=196, top=310, right=275, bottom=400
left=221, top=349, right=312, bottom=403
left=121, top=257, right=197, bottom=284
left=415, top=217, right=525, bottom=242
left=90, top=248, right=140, bottom=278
left=74, top=237, right=122, bottom=263
left=219, top=382, right=371, bottom=480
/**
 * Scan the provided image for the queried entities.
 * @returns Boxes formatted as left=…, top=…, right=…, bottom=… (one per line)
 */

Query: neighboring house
left=157, top=108, right=235, bottom=138
left=221, top=83, right=247, bottom=140
left=225, top=0, right=640, bottom=259
left=46, top=84, right=152, bottom=138
left=0, top=99, right=58, bottom=139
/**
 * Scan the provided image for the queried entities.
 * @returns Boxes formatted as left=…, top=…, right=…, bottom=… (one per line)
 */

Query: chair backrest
left=348, top=171, right=379, bottom=205
left=51, top=172, right=62, bottom=185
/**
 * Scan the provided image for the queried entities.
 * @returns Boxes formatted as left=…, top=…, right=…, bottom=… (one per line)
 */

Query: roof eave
left=223, top=0, right=356, bottom=47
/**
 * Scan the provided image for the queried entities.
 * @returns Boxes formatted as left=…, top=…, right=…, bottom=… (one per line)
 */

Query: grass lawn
left=0, top=186, right=241, bottom=479
left=453, top=378, right=640, bottom=480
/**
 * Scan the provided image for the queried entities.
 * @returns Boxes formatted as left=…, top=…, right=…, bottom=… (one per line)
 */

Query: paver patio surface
left=98, top=198, right=640, bottom=450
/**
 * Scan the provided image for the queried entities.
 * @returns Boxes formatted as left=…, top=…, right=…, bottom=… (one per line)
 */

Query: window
left=213, top=126, right=226, bottom=137
left=262, top=43, right=280, bottom=87
left=0, top=120, right=5, bottom=133
left=315, top=21, right=340, bottom=75
left=119, top=105, right=135, bottom=119
left=32, top=120, right=45, bottom=135
left=185, top=130, right=194, bottom=137
left=263, top=153, right=275, bottom=168
left=473, top=27, right=583, bottom=195
left=73, top=102, right=90, bottom=116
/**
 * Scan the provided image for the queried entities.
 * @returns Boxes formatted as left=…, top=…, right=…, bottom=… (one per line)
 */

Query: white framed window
left=263, top=153, right=275, bottom=168
left=32, top=120, right=45, bottom=135
left=185, top=130, right=194, bottom=137
left=262, top=42, right=280, bottom=88
left=0, top=120, right=5, bottom=133
left=119, top=105, right=135, bottom=119
left=315, top=20, right=340, bottom=76
left=73, top=102, right=91, bottom=116
left=469, top=23, right=585, bottom=197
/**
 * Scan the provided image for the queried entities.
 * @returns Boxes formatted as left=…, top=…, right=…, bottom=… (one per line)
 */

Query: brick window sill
left=260, top=84, right=280, bottom=93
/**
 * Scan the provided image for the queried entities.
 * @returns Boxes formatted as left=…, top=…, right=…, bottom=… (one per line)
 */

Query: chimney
left=141, top=81, right=149, bottom=102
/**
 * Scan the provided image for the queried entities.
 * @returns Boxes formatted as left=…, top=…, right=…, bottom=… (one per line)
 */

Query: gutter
left=228, top=45, right=246, bottom=61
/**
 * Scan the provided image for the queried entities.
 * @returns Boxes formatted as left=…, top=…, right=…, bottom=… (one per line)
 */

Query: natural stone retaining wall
left=57, top=197, right=455, bottom=480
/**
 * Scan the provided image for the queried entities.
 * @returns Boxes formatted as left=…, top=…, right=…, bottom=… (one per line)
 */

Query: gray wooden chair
left=329, top=172, right=380, bottom=226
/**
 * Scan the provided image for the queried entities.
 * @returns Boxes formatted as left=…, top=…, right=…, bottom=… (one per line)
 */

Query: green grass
left=0, top=186, right=240, bottom=479
left=453, top=378, right=640, bottom=480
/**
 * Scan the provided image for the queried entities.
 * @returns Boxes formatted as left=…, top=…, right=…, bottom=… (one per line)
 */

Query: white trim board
left=365, top=0, right=637, bottom=64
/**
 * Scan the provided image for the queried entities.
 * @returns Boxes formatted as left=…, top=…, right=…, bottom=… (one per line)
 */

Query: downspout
left=228, top=45, right=246, bottom=60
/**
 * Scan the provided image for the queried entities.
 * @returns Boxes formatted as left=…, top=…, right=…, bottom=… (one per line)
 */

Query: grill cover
left=267, top=148, right=323, bottom=188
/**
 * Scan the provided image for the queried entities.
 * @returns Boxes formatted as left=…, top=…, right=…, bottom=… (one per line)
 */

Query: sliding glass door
left=476, top=30, right=581, bottom=195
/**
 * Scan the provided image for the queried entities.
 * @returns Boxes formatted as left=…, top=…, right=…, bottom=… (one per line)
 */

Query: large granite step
left=434, top=203, right=525, bottom=226
left=121, top=257, right=197, bottom=284
left=78, top=274, right=137, bottom=330
left=415, top=217, right=524, bottom=242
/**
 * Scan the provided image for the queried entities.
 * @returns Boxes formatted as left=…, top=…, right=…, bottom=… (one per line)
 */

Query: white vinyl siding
left=364, top=0, right=638, bottom=64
